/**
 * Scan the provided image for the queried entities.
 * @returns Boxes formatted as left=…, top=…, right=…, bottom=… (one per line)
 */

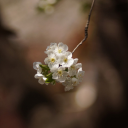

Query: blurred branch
left=72, top=0, right=96, bottom=54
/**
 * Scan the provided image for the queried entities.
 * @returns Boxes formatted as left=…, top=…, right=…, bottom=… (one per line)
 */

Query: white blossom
left=65, top=85, right=74, bottom=91
left=44, top=52, right=59, bottom=68
left=33, top=62, right=42, bottom=73
left=71, top=78, right=79, bottom=86
left=76, top=68, right=85, bottom=83
left=34, top=74, right=48, bottom=85
left=62, top=77, right=74, bottom=91
left=62, top=77, right=79, bottom=91
left=68, top=58, right=82, bottom=76
left=54, top=42, right=68, bottom=56
left=58, top=51, right=74, bottom=67
left=44, top=43, right=57, bottom=54
left=52, top=66, right=68, bottom=82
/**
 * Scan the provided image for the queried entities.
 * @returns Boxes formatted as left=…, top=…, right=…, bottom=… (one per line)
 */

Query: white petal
left=43, top=76, right=47, bottom=81
left=76, top=63, right=82, bottom=69
left=66, top=58, right=74, bottom=67
left=48, top=63, right=59, bottom=69
left=72, top=78, right=79, bottom=86
left=57, top=56, right=64, bottom=64
left=58, top=42, right=64, bottom=47
left=45, top=50, right=54, bottom=55
left=58, top=42, right=68, bottom=52
left=78, top=67, right=82, bottom=72
left=68, top=70, right=76, bottom=76
left=62, top=71, right=68, bottom=77
left=59, top=66, right=65, bottom=71
left=46, top=46, right=50, bottom=51
left=33, top=62, right=42, bottom=70
left=76, top=70, right=85, bottom=82
left=66, top=52, right=72, bottom=58
left=50, top=43, right=57, bottom=47
left=34, top=74, right=43, bottom=79
left=38, top=78, right=45, bottom=84
left=50, top=64, right=59, bottom=72
left=37, top=66, right=42, bottom=74
left=44, top=57, right=49, bottom=64
left=65, top=85, right=74, bottom=91
left=52, top=72, right=58, bottom=79
left=58, top=76, right=66, bottom=82
left=73, top=58, right=78, bottom=65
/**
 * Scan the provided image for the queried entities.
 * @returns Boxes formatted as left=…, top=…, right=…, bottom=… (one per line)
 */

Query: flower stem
left=72, top=0, right=96, bottom=54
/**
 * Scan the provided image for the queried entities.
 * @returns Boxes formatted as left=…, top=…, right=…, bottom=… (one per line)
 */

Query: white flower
left=33, top=62, right=42, bottom=73
left=62, top=77, right=79, bottom=91
left=76, top=68, right=85, bottom=83
left=44, top=53, right=59, bottom=68
left=34, top=74, right=48, bottom=85
left=54, top=42, right=68, bottom=56
left=65, top=85, right=74, bottom=91
left=71, top=78, right=79, bottom=86
left=68, top=58, right=82, bottom=76
left=62, top=77, right=74, bottom=91
left=62, top=77, right=71, bottom=86
left=59, top=52, right=74, bottom=67
left=44, top=43, right=57, bottom=54
left=52, top=66, right=68, bottom=82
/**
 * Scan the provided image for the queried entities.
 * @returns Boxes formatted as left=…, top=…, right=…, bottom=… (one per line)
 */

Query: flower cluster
left=33, top=42, right=85, bottom=91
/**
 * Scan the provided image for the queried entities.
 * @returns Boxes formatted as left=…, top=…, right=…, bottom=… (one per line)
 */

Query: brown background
left=0, top=0, right=128, bottom=128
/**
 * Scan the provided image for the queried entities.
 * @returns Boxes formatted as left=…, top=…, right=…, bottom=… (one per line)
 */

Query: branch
left=72, top=0, right=96, bottom=54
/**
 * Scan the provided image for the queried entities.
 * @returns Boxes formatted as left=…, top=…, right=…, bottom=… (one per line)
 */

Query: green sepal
left=45, top=73, right=53, bottom=83
left=45, top=73, right=56, bottom=84
left=45, top=79, right=52, bottom=83
left=45, top=77, right=53, bottom=83
left=39, top=64, right=50, bottom=71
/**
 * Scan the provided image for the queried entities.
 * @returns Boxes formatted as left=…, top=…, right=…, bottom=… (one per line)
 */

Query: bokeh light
left=75, top=84, right=97, bottom=109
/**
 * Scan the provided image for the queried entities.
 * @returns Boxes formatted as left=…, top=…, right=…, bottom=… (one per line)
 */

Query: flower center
left=64, top=58, right=68, bottom=63
left=58, top=70, right=62, bottom=76
left=50, top=58, right=55, bottom=63
left=58, top=49, right=62, bottom=53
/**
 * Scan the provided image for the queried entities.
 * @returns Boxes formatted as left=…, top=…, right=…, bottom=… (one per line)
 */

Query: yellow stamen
left=51, top=58, right=55, bottom=63
left=58, top=70, right=62, bottom=76
left=58, top=49, right=62, bottom=53
left=64, top=58, right=68, bottom=63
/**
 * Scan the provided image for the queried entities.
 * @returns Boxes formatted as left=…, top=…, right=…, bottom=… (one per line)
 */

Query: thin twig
left=72, top=0, right=96, bottom=54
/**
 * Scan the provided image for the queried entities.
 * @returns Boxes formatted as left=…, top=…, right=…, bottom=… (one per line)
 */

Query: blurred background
left=0, top=0, right=128, bottom=128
